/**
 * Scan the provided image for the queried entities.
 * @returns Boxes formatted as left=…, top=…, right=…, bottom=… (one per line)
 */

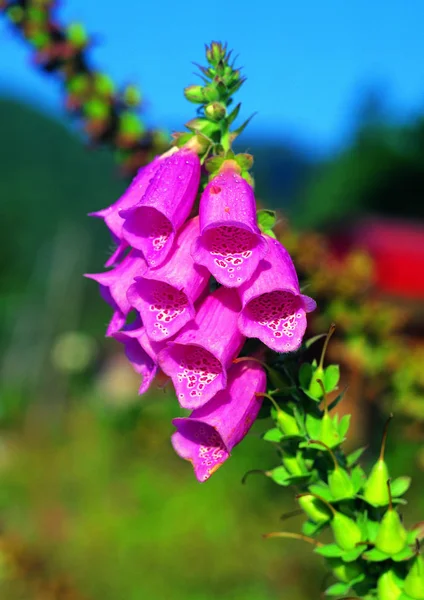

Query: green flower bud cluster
left=1, top=1, right=168, bottom=175
left=248, top=326, right=423, bottom=599
left=176, top=41, right=255, bottom=180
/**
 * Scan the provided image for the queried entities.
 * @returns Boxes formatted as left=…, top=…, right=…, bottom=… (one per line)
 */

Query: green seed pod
left=327, top=558, right=363, bottom=583
left=282, top=453, right=304, bottom=477
left=375, top=509, right=407, bottom=555
left=404, top=554, right=424, bottom=599
left=310, top=440, right=355, bottom=500
left=308, top=364, right=324, bottom=398
left=298, top=495, right=331, bottom=524
left=328, top=467, right=355, bottom=500
left=364, top=415, right=392, bottom=506
left=276, top=408, right=300, bottom=436
left=331, top=511, right=362, bottom=551
left=377, top=570, right=403, bottom=600
left=319, top=411, right=341, bottom=448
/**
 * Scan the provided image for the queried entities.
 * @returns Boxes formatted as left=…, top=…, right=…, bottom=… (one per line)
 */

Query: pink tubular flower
left=238, top=237, right=316, bottom=352
left=157, top=286, right=245, bottom=409
left=85, top=250, right=147, bottom=336
left=113, top=318, right=166, bottom=394
left=191, top=162, right=268, bottom=287
left=126, top=217, right=209, bottom=341
left=89, top=157, right=162, bottom=265
left=120, top=147, right=201, bottom=267
left=171, top=361, right=266, bottom=482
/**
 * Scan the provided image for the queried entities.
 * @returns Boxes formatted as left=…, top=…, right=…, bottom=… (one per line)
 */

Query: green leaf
left=268, top=466, right=289, bottom=486
left=351, top=465, right=367, bottom=493
left=302, top=520, right=327, bottom=537
left=347, top=446, right=367, bottom=467
left=315, top=543, right=344, bottom=558
left=205, top=156, right=225, bottom=173
left=299, top=362, right=312, bottom=389
left=235, top=153, right=253, bottom=171
left=262, top=428, right=283, bottom=443
left=365, top=520, right=380, bottom=543
left=304, top=333, right=327, bottom=349
left=327, top=389, right=347, bottom=412
left=230, top=112, right=257, bottom=140
left=338, top=414, right=351, bottom=439
left=257, top=209, right=276, bottom=233
left=325, top=581, right=351, bottom=596
left=324, top=364, right=340, bottom=392
left=226, top=102, right=241, bottom=126
left=305, top=414, right=322, bottom=438
left=390, top=476, right=412, bottom=498
left=392, top=546, right=415, bottom=562
left=363, top=548, right=388, bottom=562
left=342, top=544, right=367, bottom=562
left=309, top=483, right=334, bottom=502
left=263, top=229, right=277, bottom=239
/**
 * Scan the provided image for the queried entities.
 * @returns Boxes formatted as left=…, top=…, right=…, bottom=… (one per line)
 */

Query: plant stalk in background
left=0, top=0, right=168, bottom=175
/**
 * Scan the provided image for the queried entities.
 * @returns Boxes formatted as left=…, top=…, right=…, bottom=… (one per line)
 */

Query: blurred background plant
left=1, top=1, right=424, bottom=599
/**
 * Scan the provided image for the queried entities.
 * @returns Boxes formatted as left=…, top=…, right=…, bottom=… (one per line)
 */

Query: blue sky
left=1, top=1, right=423, bottom=154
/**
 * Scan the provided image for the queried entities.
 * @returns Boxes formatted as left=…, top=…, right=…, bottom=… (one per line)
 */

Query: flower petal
left=238, top=238, right=316, bottom=352
left=158, top=287, right=244, bottom=408
left=121, top=148, right=201, bottom=267
left=191, top=164, right=268, bottom=286
left=127, top=217, right=209, bottom=341
left=171, top=360, right=266, bottom=482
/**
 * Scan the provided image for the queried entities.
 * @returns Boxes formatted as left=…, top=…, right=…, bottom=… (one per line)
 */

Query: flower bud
left=203, top=85, right=221, bottom=102
left=204, top=102, right=226, bottom=121
left=184, top=85, right=205, bottom=103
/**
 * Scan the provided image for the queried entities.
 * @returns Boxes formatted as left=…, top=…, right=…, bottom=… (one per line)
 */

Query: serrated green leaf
left=264, top=229, right=277, bottom=239
left=325, top=581, right=351, bottom=596
left=315, top=543, right=344, bottom=558
left=262, top=428, right=283, bottom=443
left=390, top=476, right=411, bottom=498
left=347, top=446, right=367, bottom=467
left=257, top=209, right=276, bottom=233
left=324, top=364, right=340, bottom=392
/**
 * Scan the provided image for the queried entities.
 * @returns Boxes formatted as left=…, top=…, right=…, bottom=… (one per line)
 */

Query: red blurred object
left=332, top=217, right=424, bottom=299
